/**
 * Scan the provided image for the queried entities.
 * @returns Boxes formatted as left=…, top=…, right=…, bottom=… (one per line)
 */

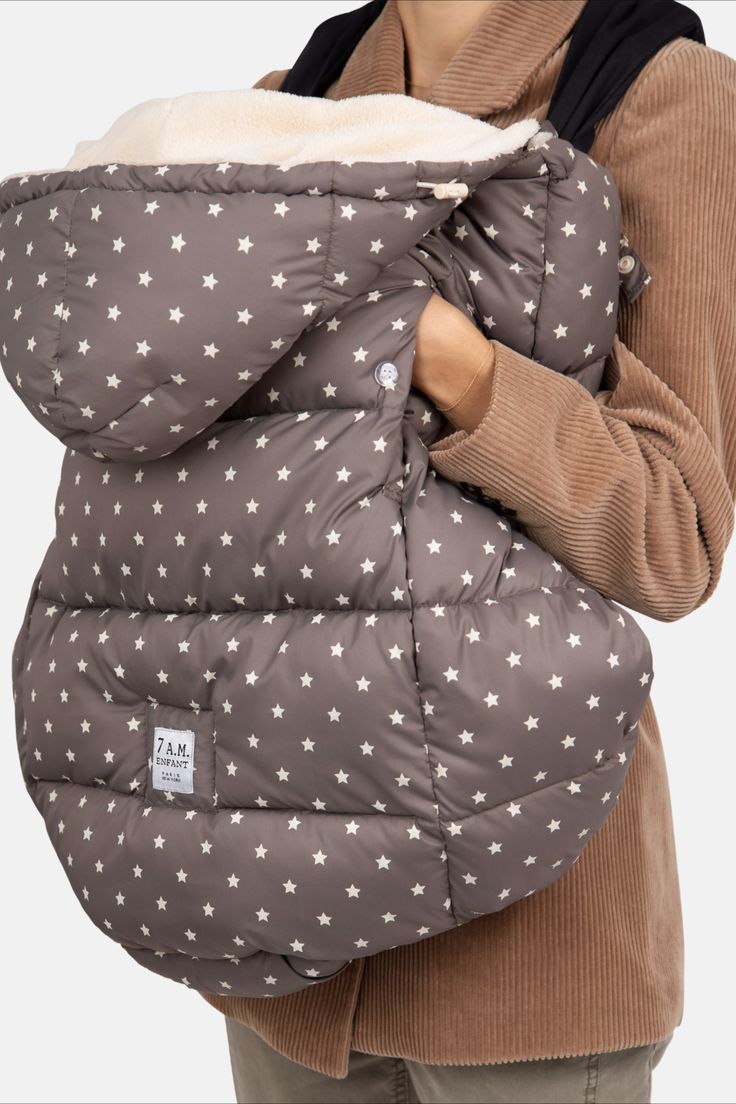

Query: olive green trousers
left=225, top=1017, right=672, bottom=1104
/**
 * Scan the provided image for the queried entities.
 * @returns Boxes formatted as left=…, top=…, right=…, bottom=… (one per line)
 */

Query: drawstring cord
left=416, top=180, right=469, bottom=200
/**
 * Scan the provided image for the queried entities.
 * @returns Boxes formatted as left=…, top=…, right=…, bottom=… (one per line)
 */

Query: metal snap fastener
left=618, top=254, right=635, bottom=275
left=374, top=361, right=399, bottom=387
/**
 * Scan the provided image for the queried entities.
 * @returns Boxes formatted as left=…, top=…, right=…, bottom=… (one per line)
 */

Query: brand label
left=152, top=726, right=195, bottom=794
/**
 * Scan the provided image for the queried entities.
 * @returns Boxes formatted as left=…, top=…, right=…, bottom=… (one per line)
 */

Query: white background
left=0, top=2, right=733, bottom=1102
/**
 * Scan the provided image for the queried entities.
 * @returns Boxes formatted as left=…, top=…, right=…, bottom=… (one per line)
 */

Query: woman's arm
left=426, top=40, right=736, bottom=623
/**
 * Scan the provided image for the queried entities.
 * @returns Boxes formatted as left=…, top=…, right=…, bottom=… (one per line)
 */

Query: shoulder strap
left=547, top=0, right=705, bottom=153
left=280, top=0, right=387, bottom=97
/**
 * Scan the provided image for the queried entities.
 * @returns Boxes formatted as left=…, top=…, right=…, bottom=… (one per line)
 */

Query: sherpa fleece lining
left=63, top=88, right=540, bottom=171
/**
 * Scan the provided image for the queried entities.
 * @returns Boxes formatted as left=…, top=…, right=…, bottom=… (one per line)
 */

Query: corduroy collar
left=328, top=0, right=586, bottom=116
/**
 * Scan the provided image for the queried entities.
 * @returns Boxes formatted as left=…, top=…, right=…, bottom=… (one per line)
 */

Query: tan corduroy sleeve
left=428, top=41, right=736, bottom=623
left=253, top=69, right=289, bottom=90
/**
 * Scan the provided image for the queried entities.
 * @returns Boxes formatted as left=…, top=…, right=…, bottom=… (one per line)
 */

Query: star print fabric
left=0, top=109, right=652, bottom=997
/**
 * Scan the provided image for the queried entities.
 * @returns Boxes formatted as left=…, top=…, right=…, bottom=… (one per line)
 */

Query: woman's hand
left=412, top=294, right=496, bottom=433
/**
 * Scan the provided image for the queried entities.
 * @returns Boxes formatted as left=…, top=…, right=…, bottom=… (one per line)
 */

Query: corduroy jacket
left=199, top=0, right=736, bottom=1077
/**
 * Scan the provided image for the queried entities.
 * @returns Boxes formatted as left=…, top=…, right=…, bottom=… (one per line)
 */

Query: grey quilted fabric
left=0, top=102, right=653, bottom=997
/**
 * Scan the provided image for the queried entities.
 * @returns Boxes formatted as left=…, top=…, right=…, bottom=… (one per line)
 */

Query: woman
left=206, top=1, right=736, bottom=1101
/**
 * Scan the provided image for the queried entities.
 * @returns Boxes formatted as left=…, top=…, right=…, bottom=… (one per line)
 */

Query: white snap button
left=618, top=254, right=635, bottom=275
left=374, top=361, right=399, bottom=387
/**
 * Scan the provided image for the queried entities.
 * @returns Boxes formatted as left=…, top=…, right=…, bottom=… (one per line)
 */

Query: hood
left=0, top=90, right=539, bottom=462
left=63, top=87, right=539, bottom=172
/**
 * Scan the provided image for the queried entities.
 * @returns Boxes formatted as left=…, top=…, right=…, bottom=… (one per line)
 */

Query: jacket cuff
left=428, top=340, right=594, bottom=520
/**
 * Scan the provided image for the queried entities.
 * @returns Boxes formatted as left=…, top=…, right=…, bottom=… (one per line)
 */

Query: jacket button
left=374, top=361, right=399, bottom=387
left=618, top=254, right=635, bottom=274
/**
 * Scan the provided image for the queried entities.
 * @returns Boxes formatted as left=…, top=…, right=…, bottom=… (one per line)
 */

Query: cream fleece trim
left=61, top=88, right=539, bottom=171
